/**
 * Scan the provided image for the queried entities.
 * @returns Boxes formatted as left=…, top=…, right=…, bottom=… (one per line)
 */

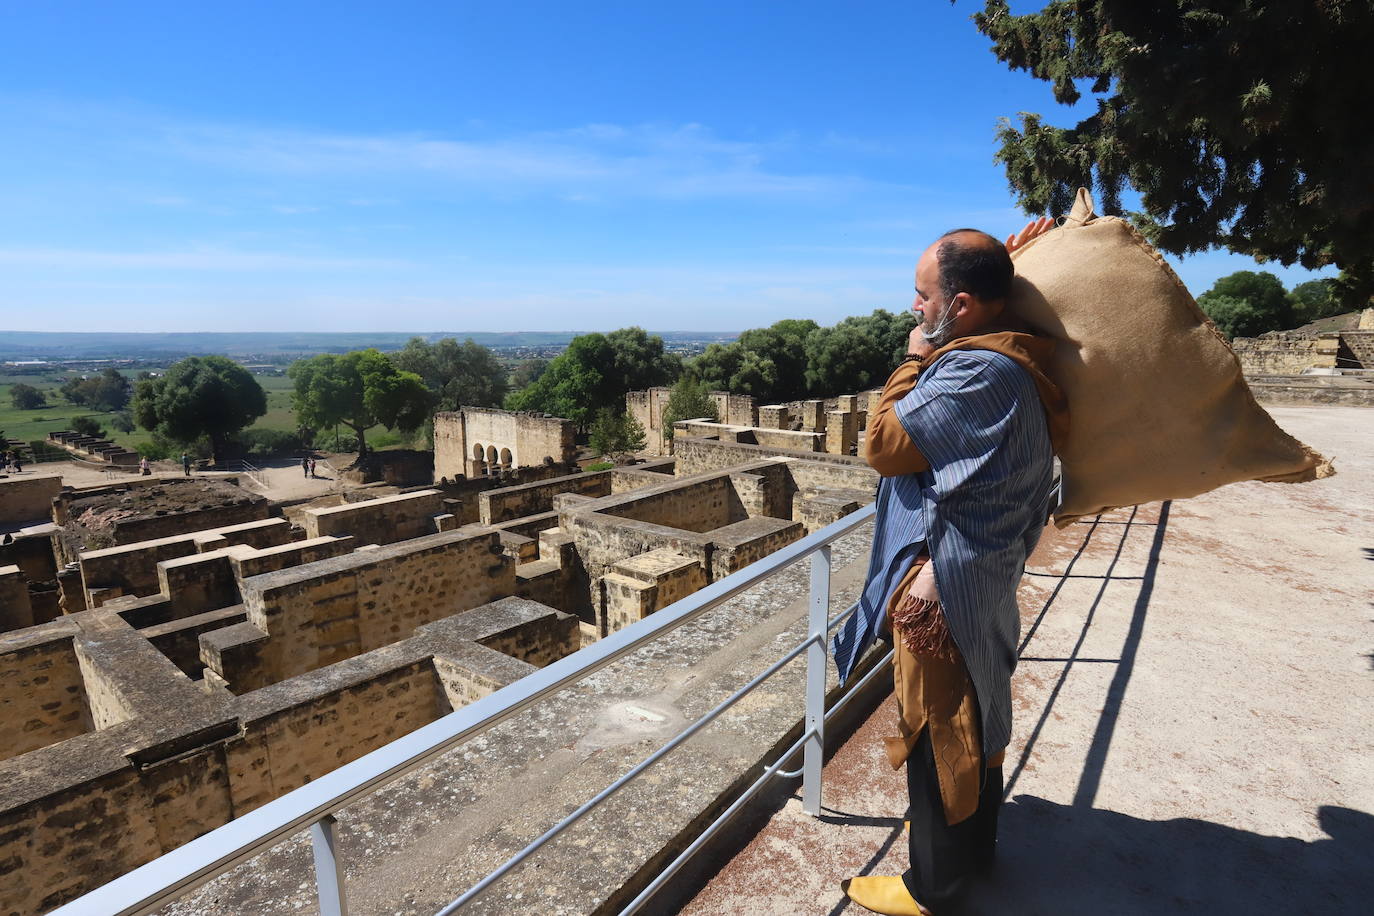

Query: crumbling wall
left=0, top=628, right=92, bottom=760
left=0, top=474, right=61, bottom=526
left=626, top=387, right=673, bottom=455
left=479, top=470, right=611, bottom=524
left=228, top=529, right=516, bottom=690
left=1232, top=332, right=1340, bottom=375
left=433, top=409, right=576, bottom=480
left=301, top=489, right=443, bottom=545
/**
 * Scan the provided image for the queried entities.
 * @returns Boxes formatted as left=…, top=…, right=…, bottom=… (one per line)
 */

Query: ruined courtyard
left=0, top=395, right=884, bottom=914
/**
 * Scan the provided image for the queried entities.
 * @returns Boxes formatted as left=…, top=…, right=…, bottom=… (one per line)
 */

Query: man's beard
left=919, top=305, right=960, bottom=348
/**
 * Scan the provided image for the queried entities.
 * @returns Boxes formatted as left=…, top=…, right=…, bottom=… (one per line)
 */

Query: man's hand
left=1005, top=216, right=1055, bottom=253
left=907, top=325, right=935, bottom=359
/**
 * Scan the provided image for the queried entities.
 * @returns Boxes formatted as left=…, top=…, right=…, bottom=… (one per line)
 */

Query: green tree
left=9, top=383, right=46, bottom=410
left=1288, top=278, right=1341, bottom=326
left=661, top=374, right=719, bottom=442
left=588, top=408, right=647, bottom=463
left=973, top=1, right=1374, bottom=307
left=803, top=310, right=912, bottom=395
left=511, top=358, right=549, bottom=389
left=289, top=349, right=429, bottom=458
left=507, top=328, right=679, bottom=430
left=391, top=337, right=507, bottom=411
left=1196, top=270, right=1292, bottom=337
left=132, top=356, right=267, bottom=464
left=70, top=415, right=106, bottom=438
left=62, top=368, right=130, bottom=412
left=693, top=319, right=821, bottom=403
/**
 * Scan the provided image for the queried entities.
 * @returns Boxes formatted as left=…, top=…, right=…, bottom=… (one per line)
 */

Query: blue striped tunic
left=832, top=349, right=1055, bottom=756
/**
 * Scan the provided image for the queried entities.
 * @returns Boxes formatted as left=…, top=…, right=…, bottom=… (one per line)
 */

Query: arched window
left=499, top=447, right=513, bottom=468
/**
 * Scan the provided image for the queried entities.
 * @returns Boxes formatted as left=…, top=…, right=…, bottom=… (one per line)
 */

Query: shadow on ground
left=962, top=800, right=1373, bottom=915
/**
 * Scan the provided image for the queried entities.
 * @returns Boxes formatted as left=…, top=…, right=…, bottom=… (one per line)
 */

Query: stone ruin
left=1233, top=307, right=1374, bottom=406
left=0, top=407, right=878, bottom=914
left=628, top=386, right=883, bottom=459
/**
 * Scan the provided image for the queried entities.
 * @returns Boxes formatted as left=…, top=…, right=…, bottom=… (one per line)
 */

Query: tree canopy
left=588, top=408, right=647, bottom=463
left=9, top=383, right=46, bottom=410
left=973, top=1, right=1374, bottom=306
left=694, top=319, right=819, bottom=403
left=803, top=309, right=914, bottom=396
left=61, top=368, right=131, bottom=412
left=507, top=327, right=680, bottom=429
left=391, top=336, right=507, bottom=412
left=289, top=349, right=430, bottom=457
left=131, top=356, right=267, bottom=463
left=1288, top=278, right=1341, bottom=326
left=660, top=374, right=719, bottom=441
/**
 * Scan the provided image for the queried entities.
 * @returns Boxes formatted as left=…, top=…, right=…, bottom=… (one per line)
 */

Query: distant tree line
left=1197, top=271, right=1345, bottom=339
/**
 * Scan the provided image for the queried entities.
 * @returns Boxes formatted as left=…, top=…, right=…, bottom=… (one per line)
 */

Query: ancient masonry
left=1233, top=307, right=1374, bottom=406
left=627, top=386, right=883, bottom=458
left=0, top=408, right=877, bottom=914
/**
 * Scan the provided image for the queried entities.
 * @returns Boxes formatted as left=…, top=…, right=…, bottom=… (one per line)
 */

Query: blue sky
left=0, top=0, right=1332, bottom=333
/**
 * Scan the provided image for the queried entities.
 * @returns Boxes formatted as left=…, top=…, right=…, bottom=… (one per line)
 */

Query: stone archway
left=499, top=447, right=513, bottom=469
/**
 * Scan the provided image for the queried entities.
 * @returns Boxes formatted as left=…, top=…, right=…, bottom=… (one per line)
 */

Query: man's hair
left=935, top=228, right=1013, bottom=303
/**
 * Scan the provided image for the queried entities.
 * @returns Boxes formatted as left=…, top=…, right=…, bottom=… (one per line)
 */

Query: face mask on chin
left=919, top=293, right=961, bottom=349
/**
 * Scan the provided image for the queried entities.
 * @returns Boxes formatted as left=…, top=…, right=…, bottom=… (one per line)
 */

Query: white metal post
left=802, top=545, right=831, bottom=816
left=310, top=814, right=348, bottom=916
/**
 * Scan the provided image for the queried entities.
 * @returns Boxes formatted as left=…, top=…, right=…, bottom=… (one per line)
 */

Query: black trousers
left=902, top=729, right=1003, bottom=910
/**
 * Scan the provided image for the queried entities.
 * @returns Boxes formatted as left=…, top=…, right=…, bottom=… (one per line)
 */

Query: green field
left=1, top=370, right=302, bottom=456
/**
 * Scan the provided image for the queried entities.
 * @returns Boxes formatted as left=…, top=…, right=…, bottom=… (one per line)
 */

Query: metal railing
left=52, top=502, right=883, bottom=916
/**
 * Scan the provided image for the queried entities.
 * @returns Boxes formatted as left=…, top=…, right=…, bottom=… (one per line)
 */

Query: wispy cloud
left=145, top=116, right=885, bottom=200
left=0, top=246, right=407, bottom=271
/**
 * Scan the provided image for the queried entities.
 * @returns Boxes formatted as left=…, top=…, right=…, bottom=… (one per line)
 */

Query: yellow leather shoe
left=840, top=876, right=931, bottom=915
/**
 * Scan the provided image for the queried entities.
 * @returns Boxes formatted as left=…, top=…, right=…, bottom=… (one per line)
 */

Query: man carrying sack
left=835, top=221, right=1067, bottom=915
left=834, top=191, right=1329, bottom=914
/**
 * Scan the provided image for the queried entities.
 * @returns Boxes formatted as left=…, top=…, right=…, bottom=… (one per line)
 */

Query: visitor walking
left=308, top=456, right=317, bottom=478
left=181, top=452, right=191, bottom=476
left=302, top=455, right=310, bottom=478
left=140, top=456, right=151, bottom=476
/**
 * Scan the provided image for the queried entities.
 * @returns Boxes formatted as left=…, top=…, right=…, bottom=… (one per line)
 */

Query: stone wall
left=79, top=518, right=294, bottom=607
left=672, top=434, right=873, bottom=479
left=112, top=500, right=272, bottom=546
left=226, top=529, right=516, bottom=691
left=609, top=459, right=676, bottom=493
left=1232, top=332, right=1340, bottom=375
left=0, top=565, right=35, bottom=632
left=433, top=408, right=576, bottom=480
left=301, top=489, right=444, bottom=545
left=601, top=549, right=707, bottom=633
left=626, top=387, right=673, bottom=455
left=0, top=630, right=91, bottom=760
left=599, top=475, right=747, bottom=534
left=0, top=598, right=573, bottom=915
left=0, top=474, right=61, bottom=526
left=479, top=470, right=611, bottom=524
left=710, top=391, right=758, bottom=427
left=1338, top=330, right=1374, bottom=368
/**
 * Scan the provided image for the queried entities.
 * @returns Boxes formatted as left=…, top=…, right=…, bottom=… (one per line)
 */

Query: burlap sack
left=1009, top=188, right=1333, bottom=526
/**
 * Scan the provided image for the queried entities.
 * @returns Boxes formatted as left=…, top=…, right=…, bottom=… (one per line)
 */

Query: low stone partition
left=301, top=489, right=444, bottom=544
left=79, top=518, right=294, bottom=607
left=708, top=516, right=806, bottom=575
left=0, top=565, right=34, bottom=632
left=0, top=624, right=92, bottom=761
left=609, top=458, right=676, bottom=493
left=0, top=597, right=576, bottom=915
left=221, top=528, right=518, bottom=692
left=1233, top=332, right=1340, bottom=375
left=0, top=474, right=62, bottom=527
left=752, top=428, right=824, bottom=452
left=112, top=500, right=271, bottom=545
left=672, top=434, right=873, bottom=479
left=601, top=548, right=707, bottom=633
left=479, top=469, right=611, bottom=524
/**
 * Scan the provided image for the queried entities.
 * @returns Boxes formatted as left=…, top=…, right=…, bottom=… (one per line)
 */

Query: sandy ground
left=12, top=455, right=348, bottom=502
left=674, top=405, right=1374, bottom=915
